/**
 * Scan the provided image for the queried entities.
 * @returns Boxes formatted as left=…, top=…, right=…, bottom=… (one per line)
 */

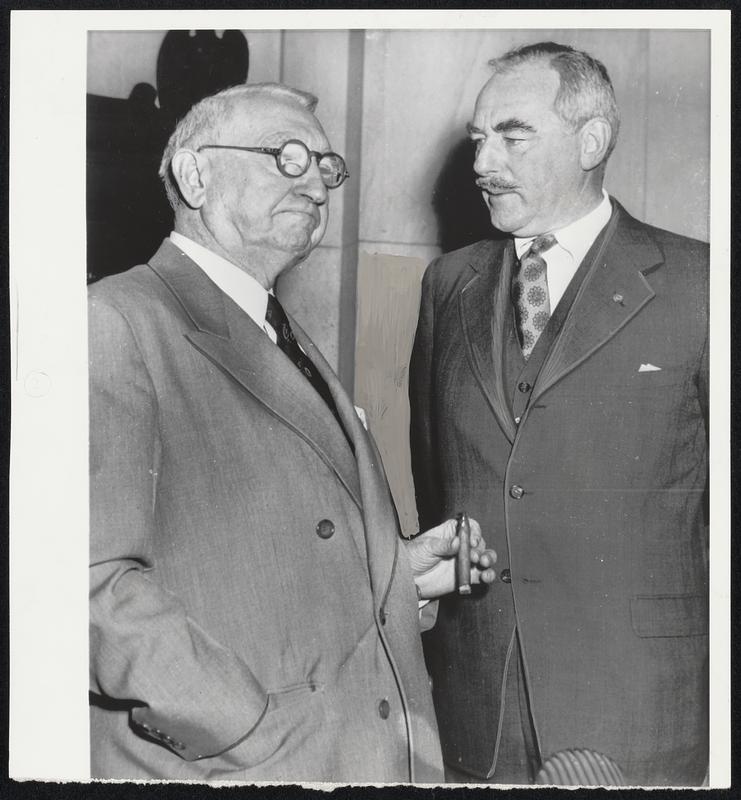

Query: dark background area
left=86, top=30, right=249, bottom=283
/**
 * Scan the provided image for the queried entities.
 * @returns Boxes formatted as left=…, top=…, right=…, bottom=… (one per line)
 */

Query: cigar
left=455, top=512, right=472, bottom=595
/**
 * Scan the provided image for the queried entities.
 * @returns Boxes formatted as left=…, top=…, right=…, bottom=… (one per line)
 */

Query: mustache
left=475, top=178, right=518, bottom=192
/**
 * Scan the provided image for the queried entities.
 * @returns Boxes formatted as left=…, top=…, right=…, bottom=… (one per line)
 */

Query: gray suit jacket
left=89, top=239, right=443, bottom=782
left=410, top=202, right=708, bottom=785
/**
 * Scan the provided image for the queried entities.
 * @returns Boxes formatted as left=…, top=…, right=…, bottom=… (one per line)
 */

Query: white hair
left=158, top=82, right=318, bottom=209
left=489, top=42, right=621, bottom=160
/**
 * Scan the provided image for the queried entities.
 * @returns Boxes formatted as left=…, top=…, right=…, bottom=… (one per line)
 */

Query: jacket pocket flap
left=630, top=594, right=708, bottom=638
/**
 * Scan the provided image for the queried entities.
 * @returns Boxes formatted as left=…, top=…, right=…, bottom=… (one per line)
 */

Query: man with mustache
left=410, top=42, right=708, bottom=785
left=88, top=82, right=496, bottom=782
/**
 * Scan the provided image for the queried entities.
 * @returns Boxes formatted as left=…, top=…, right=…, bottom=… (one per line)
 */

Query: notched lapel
left=149, top=240, right=230, bottom=338
left=459, top=241, right=518, bottom=443
left=189, top=303, right=363, bottom=512
left=535, top=208, right=660, bottom=399
left=291, top=316, right=399, bottom=600
left=149, top=246, right=363, bottom=516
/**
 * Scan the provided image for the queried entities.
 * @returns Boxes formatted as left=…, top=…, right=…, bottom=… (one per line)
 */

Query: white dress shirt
left=514, top=190, right=612, bottom=310
left=169, top=231, right=278, bottom=343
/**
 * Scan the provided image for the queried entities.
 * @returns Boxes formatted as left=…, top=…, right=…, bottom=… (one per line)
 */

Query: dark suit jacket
left=409, top=201, right=708, bottom=786
left=89, top=239, right=443, bottom=782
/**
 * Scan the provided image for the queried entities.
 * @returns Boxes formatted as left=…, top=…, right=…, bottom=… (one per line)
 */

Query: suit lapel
left=292, top=315, right=400, bottom=600
left=533, top=204, right=660, bottom=401
left=459, top=240, right=519, bottom=443
left=147, top=242, right=363, bottom=516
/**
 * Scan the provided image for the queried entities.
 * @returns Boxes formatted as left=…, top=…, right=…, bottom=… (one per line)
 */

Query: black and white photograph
left=8, top=8, right=731, bottom=791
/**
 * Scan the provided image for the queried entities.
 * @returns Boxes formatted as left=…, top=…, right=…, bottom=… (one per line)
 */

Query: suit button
left=500, top=569, right=512, bottom=583
left=378, top=698, right=390, bottom=719
left=518, top=382, right=531, bottom=393
left=316, top=519, right=335, bottom=539
left=509, top=485, right=524, bottom=499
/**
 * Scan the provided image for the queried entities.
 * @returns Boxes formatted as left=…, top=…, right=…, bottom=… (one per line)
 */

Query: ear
left=170, top=149, right=208, bottom=209
left=579, top=118, right=612, bottom=171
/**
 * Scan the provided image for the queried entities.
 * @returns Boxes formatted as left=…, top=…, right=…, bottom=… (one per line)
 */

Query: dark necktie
left=512, top=233, right=558, bottom=360
left=265, top=294, right=344, bottom=426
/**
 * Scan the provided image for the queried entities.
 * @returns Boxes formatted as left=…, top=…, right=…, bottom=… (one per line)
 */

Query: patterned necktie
left=265, top=294, right=343, bottom=424
left=512, top=233, right=558, bottom=360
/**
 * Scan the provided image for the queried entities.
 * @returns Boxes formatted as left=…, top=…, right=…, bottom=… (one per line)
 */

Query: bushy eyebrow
left=495, top=118, right=536, bottom=134
left=466, top=118, right=536, bottom=136
left=261, top=130, right=293, bottom=147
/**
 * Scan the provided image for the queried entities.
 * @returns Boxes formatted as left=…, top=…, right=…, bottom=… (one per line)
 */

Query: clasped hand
left=406, top=518, right=497, bottom=600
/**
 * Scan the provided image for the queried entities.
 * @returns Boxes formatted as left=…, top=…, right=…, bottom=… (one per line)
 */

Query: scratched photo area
left=84, top=28, right=710, bottom=787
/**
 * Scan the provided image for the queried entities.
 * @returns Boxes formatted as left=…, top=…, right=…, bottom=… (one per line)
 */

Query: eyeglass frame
left=196, top=138, right=350, bottom=188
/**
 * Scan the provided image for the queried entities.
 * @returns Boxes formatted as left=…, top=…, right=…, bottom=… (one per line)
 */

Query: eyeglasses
left=197, top=139, right=349, bottom=189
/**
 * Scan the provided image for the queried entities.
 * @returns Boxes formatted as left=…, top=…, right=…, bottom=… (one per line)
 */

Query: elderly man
left=410, top=43, right=708, bottom=786
left=89, top=82, right=495, bottom=783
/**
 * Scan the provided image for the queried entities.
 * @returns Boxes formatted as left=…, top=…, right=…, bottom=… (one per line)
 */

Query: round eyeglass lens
left=277, top=140, right=310, bottom=177
left=318, top=154, right=347, bottom=188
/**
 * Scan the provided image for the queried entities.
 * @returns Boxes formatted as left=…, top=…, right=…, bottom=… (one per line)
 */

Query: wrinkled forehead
left=474, top=63, right=561, bottom=123
left=224, top=96, right=331, bottom=151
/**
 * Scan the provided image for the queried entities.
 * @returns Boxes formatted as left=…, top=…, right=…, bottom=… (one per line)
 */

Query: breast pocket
left=551, top=367, right=691, bottom=476
left=592, top=365, right=687, bottom=404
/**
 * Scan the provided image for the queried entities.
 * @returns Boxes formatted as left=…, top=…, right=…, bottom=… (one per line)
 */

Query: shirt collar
left=169, top=231, right=271, bottom=327
left=514, top=190, right=612, bottom=262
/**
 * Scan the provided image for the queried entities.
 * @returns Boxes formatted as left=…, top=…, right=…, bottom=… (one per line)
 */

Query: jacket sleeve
left=408, top=262, right=444, bottom=533
left=88, top=294, right=268, bottom=761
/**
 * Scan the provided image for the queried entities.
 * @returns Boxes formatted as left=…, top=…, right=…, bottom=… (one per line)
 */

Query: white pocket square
left=354, top=405, right=369, bottom=430
left=638, top=363, right=662, bottom=372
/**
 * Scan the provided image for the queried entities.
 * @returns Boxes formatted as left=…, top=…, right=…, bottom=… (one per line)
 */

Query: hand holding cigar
left=406, top=515, right=497, bottom=600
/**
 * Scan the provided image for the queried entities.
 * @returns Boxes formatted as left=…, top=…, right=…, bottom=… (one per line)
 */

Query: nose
left=473, top=137, right=505, bottom=177
left=295, top=158, right=328, bottom=204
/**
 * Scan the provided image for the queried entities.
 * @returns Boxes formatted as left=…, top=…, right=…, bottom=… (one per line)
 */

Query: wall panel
left=281, top=30, right=362, bottom=385
left=278, top=244, right=344, bottom=369
left=87, top=31, right=165, bottom=97
left=87, top=30, right=283, bottom=98
left=282, top=30, right=352, bottom=250
left=355, top=252, right=428, bottom=535
left=645, top=30, right=710, bottom=241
